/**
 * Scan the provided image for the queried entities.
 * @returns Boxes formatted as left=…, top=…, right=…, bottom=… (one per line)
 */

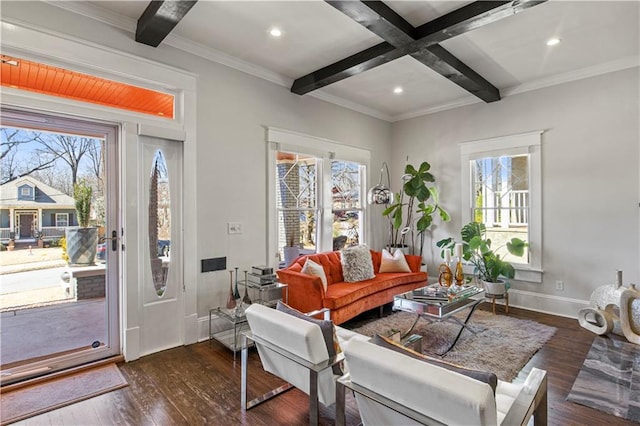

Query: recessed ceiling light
left=546, top=37, right=561, bottom=46
left=393, top=86, right=403, bottom=94
left=269, top=27, right=282, bottom=37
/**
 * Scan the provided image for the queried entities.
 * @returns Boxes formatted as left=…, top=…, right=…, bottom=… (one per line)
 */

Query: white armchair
left=336, top=338, right=548, bottom=426
left=241, top=303, right=366, bottom=425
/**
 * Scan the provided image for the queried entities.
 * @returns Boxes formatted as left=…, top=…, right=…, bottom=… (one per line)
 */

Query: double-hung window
left=56, top=213, right=69, bottom=227
left=460, top=131, right=543, bottom=282
left=267, top=128, right=369, bottom=269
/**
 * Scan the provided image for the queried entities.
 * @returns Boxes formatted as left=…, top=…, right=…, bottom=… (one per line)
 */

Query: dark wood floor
left=15, top=305, right=638, bottom=425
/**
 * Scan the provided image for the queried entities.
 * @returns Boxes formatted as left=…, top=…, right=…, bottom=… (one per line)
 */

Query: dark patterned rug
left=346, top=309, right=556, bottom=382
left=567, top=336, right=640, bottom=422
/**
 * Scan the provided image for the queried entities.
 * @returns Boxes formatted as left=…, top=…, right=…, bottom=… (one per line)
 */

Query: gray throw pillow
left=341, top=245, right=375, bottom=282
left=372, top=334, right=497, bottom=394
left=276, top=301, right=343, bottom=375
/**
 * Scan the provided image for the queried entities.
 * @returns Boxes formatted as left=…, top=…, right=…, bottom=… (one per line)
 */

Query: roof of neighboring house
left=0, top=176, right=75, bottom=209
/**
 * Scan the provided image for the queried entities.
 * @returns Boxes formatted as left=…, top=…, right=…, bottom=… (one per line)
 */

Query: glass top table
left=393, top=283, right=484, bottom=355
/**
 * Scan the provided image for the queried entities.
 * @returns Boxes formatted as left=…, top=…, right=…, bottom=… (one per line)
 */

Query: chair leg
left=336, top=380, right=346, bottom=426
left=241, top=339, right=249, bottom=410
left=505, top=292, right=509, bottom=315
left=309, top=369, right=319, bottom=426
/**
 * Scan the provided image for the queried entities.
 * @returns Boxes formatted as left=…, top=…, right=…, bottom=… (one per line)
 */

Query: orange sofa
left=276, top=250, right=428, bottom=325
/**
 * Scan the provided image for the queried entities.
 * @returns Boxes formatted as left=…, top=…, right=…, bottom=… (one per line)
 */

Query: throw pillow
left=341, top=245, right=375, bottom=282
left=276, top=301, right=343, bottom=375
left=379, top=248, right=411, bottom=273
left=301, top=258, right=328, bottom=292
left=371, top=334, right=497, bottom=394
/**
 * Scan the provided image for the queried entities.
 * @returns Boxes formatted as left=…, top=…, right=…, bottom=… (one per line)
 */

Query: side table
left=209, top=307, right=251, bottom=359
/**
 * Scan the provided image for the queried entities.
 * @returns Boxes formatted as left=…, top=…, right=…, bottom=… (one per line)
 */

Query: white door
left=138, top=136, right=184, bottom=355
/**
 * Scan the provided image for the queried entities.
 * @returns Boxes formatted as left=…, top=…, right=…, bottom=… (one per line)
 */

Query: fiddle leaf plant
left=383, top=161, right=449, bottom=257
left=437, top=222, right=527, bottom=283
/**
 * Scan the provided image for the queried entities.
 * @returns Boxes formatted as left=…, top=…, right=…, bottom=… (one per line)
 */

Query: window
left=267, top=128, right=369, bottom=268
left=56, top=213, right=69, bottom=227
left=460, top=131, right=542, bottom=282
left=21, top=187, right=30, bottom=196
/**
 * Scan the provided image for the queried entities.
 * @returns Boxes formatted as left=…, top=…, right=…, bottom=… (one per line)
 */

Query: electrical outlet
left=227, top=222, right=242, bottom=234
left=555, top=280, right=564, bottom=291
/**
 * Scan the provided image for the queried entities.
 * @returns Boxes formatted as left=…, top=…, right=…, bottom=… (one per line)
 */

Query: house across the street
left=0, top=176, right=77, bottom=242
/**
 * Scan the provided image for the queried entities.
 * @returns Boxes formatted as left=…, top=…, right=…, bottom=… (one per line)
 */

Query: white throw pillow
left=301, top=258, right=328, bottom=291
left=379, top=249, right=412, bottom=273
left=341, top=245, right=375, bottom=282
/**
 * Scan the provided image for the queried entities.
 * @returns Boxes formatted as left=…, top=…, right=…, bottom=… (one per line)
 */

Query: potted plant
left=65, top=179, right=98, bottom=266
left=437, top=222, right=528, bottom=294
left=383, top=161, right=449, bottom=258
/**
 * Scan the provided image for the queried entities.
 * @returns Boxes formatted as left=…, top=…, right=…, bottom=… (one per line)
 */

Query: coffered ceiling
left=53, top=1, right=639, bottom=121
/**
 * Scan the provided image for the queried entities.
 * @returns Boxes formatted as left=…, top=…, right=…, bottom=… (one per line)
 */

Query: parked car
left=157, top=240, right=170, bottom=257
left=96, top=242, right=106, bottom=262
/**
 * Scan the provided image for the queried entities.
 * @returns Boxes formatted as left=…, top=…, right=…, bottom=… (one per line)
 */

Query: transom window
left=460, top=131, right=542, bottom=282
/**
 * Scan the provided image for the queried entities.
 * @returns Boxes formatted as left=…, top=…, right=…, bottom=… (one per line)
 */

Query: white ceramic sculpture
left=577, top=270, right=640, bottom=345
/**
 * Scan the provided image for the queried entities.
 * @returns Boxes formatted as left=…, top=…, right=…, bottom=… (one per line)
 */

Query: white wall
left=0, top=2, right=391, bottom=332
left=391, top=67, right=640, bottom=316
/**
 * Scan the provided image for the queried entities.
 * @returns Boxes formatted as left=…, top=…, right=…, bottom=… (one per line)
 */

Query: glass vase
left=226, top=270, right=236, bottom=309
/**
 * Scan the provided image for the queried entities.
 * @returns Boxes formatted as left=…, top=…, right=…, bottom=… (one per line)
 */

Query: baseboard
left=504, top=289, right=589, bottom=319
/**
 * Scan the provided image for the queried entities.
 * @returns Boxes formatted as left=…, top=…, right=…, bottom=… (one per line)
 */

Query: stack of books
left=248, top=265, right=277, bottom=286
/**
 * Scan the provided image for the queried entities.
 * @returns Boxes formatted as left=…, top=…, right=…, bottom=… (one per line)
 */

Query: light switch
left=228, top=222, right=242, bottom=234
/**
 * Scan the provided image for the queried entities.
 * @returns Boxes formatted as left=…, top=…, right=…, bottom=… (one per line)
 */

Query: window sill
left=461, top=264, right=543, bottom=284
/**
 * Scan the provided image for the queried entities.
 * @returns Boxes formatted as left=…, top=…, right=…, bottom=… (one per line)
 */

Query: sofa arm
left=276, top=269, right=325, bottom=313
left=405, top=254, right=423, bottom=273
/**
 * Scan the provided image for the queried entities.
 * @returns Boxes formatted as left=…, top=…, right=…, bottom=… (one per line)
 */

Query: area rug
left=348, top=310, right=556, bottom=382
left=0, top=363, right=128, bottom=425
left=567, top=336, right=640, bottom=422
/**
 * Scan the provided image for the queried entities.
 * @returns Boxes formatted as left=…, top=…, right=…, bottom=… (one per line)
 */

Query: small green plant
left=437, top=222, right=527, bottom=283
left=73, top=179, right=93, bottom=228
left=60, top=236, right=69, bottom=262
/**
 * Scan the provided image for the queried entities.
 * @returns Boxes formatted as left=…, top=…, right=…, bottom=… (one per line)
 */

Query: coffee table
left=393, top=284, right=484, bottom=356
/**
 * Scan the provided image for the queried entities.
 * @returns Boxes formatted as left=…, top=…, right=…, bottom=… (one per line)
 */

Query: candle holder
left=438, top=262, right=453, bottom=287
left=455, top=256, right=464, bottom=287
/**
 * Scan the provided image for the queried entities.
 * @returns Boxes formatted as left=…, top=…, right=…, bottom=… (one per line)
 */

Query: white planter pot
left=482, top=279, right=507, bottom=296
left=283, top=246, right=300, bottom=267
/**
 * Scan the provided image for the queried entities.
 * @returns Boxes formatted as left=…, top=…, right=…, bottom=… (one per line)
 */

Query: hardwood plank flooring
left=11, top=306, right=637, bottom=425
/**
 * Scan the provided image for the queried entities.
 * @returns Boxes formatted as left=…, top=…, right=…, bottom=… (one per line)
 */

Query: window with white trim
left=460, top=131, right=543, bottom=282
left=56, top=213, right=69, bottom=227
left=267, top=128, right=369, bottom=269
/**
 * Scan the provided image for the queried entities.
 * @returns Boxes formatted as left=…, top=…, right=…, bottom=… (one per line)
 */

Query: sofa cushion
left=341, top=245, right=375, bottom=282
left=379, top=249, right=411, bottom=273
left=276, top=301, right=343, bottom=375
left=372, top=334, right=497, bottom=394
left=323, top=272, right=427, bottom=310
left=301, top=258, right=328, bottom=291
left=292, top=251, right=344, bottom=285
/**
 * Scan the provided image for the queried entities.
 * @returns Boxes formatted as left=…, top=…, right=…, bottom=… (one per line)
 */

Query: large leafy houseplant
left=437, top=222, right=528, bottom=286
left=383, top=161, right=450, bottom=257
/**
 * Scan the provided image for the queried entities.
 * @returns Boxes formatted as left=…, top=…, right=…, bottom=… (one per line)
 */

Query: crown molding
left=390, top=56, right=640, bottom=122
left=502, top=56, right=640, bottom=98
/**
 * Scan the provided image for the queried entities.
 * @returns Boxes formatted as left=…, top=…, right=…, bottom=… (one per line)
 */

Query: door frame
left=1, top=20, right=198, bottom=362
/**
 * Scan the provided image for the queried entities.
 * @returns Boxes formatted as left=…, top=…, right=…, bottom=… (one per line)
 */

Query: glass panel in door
left=0, top=110, right=119, bottom=385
